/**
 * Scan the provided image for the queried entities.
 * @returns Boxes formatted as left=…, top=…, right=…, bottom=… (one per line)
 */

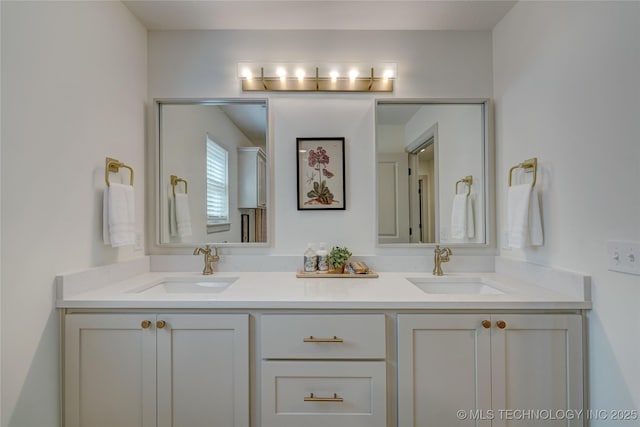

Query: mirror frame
left=152, top=98, right=271, bottom=249
left=374, top=98, right=495, bottom=248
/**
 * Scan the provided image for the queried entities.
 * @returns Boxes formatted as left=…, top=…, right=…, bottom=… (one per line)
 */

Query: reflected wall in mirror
left=157, top=99, right=268, bottom=245
left=376, top=100, right=489, bottom=245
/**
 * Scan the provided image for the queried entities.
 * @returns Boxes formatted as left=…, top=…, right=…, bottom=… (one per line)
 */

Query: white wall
left=0, top=2, right=147, bottom=426
left=148, top=30, right=493, bottom=255
left=493, top=1, right=640, bottom=422
left=272, top=97, right=376, bottom=253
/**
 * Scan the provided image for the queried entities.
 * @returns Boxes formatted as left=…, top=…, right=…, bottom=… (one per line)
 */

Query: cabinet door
left=398, top=314, right=492, bottom=427
left=156, top=314, right=249, bottom=427
left=490, top=314, right=584, bottom=427
left=64, top=314, right=157, bottom=427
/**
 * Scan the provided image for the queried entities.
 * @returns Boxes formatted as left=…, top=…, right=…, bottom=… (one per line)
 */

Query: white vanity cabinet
left=398, top=313, right=584, bottom=427
left=260, top=314, right=387, bottom=427
left=237, top=147, right=266, bottom=208
left=63, top=313, right=249, bottom=427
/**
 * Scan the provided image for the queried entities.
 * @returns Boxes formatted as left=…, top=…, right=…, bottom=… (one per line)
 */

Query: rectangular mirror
left=157, top=99, right=268, bottom=246
left=376, top=99, right=491, bottom=246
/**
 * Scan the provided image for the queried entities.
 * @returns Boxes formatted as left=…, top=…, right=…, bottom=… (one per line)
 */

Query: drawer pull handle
left=156, top=320, right=166, bottom=329
left=141, top=320, right=152, bottom=329
left=304, top=393, right=344, bottom=403
left=496, top=320, right=507, bottom=329
left=303, top=336, right=344, bottom=343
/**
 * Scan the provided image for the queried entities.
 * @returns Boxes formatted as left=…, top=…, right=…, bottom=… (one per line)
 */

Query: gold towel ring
left=455, top=176, right=473, bottom=196
left=105, top=157, right=134, bottom=187
left=170, top=175, right=188, bottom=198
left=509, top=157, right=537, bottom=187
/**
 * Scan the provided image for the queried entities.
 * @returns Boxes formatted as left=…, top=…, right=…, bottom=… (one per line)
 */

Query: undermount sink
left=407, top=277, right=507, bottom=295
left=129, top=276, right=238, bottom=295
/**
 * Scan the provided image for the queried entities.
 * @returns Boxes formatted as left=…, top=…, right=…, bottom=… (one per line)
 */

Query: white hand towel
left=169, top=194, right=177, bottom=237
left=174, top=193, right=192, bottom=237
left=451, top=194, right=476, bottom=241
left=506, top=184, right=543, bottom=248
left=450, top=194, right=467, bottom=240
left=103, top=183, right=136, bottom=247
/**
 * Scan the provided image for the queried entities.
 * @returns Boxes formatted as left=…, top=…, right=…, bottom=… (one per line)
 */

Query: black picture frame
left=296, top=137, right=346, bottom=210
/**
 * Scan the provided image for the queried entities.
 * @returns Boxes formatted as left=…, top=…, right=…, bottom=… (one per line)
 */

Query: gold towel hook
left=170, top=175, right=188, bottom=198
left=455, top=175, right=473, bottom=197
left=508, top=157, right=537, bottom=187
left=105, top=157, right=134, bottom=187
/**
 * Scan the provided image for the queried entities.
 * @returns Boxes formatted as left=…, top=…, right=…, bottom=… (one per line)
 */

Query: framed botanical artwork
left=297, top=137, right=346, bottom=210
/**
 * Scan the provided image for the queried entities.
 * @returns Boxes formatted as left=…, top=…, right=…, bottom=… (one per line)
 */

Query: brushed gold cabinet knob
left=141, top=320, right=152, bottom=329
left=481, top=320, right=491, bottom=329
left=156, top=320, right=166, bottom=329
left=496, top=320, right=507, bottom=329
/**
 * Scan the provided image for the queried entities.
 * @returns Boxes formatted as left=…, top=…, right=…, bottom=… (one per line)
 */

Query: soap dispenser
left=303, top=243, right=318, bottom=273
left=317, top=242, right=329, bottom=272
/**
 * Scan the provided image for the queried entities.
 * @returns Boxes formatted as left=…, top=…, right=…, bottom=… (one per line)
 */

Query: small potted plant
left=327, top=246, right=352, bottom=274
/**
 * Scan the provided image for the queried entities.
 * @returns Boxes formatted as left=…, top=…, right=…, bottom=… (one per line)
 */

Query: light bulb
left=329, top=70, right=339, bottom=82
left=242, top=68, right=253, bottom=81
left=296, top=69, right=305, bottom=82
left=349, top=69, right=359, bottom=82
left=276, top=67, right=287, bottom=82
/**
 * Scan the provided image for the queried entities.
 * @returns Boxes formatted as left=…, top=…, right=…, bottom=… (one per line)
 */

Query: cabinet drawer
left=261, top=361, right=387, bottom=427
left=261, top=314, right=386, bottom=359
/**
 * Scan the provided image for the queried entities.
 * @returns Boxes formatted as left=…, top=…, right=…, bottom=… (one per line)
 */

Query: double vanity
left=57, top=257, right=590, bottom=427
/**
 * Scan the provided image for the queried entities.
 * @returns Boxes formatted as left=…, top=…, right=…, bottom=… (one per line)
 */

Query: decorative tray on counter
left=297, top=260, right=378, bottom=278
left=296, top=270, right=379, bottom=279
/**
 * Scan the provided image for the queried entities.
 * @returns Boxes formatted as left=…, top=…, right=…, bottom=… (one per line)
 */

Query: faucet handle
left=435, top=245, right=452, bottom=256
left=193, top=245, right=212, bottom=256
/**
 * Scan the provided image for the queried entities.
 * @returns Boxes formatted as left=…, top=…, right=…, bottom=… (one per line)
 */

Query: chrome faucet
left=433, top=245, right=452, bottom=276
left=193, top=245, right=219, bottom=275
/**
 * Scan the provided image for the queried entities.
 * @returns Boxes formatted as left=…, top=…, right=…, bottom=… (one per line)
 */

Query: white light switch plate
left=607, top=240, right=640, bottom=275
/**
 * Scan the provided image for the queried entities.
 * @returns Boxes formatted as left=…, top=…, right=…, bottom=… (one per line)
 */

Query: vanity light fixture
left=237, top=62, right=396, bottom=92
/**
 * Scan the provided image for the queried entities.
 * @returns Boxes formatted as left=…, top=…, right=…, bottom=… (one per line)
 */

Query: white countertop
left=56, top=264, right=591, bottom=310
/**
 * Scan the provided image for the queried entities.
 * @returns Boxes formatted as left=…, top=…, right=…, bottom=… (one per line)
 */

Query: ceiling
left=377, top=104, right=423, bottom=126
left=123, top=1, right=516, bottom=31
left=219, top=104, right=267, bottom=147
